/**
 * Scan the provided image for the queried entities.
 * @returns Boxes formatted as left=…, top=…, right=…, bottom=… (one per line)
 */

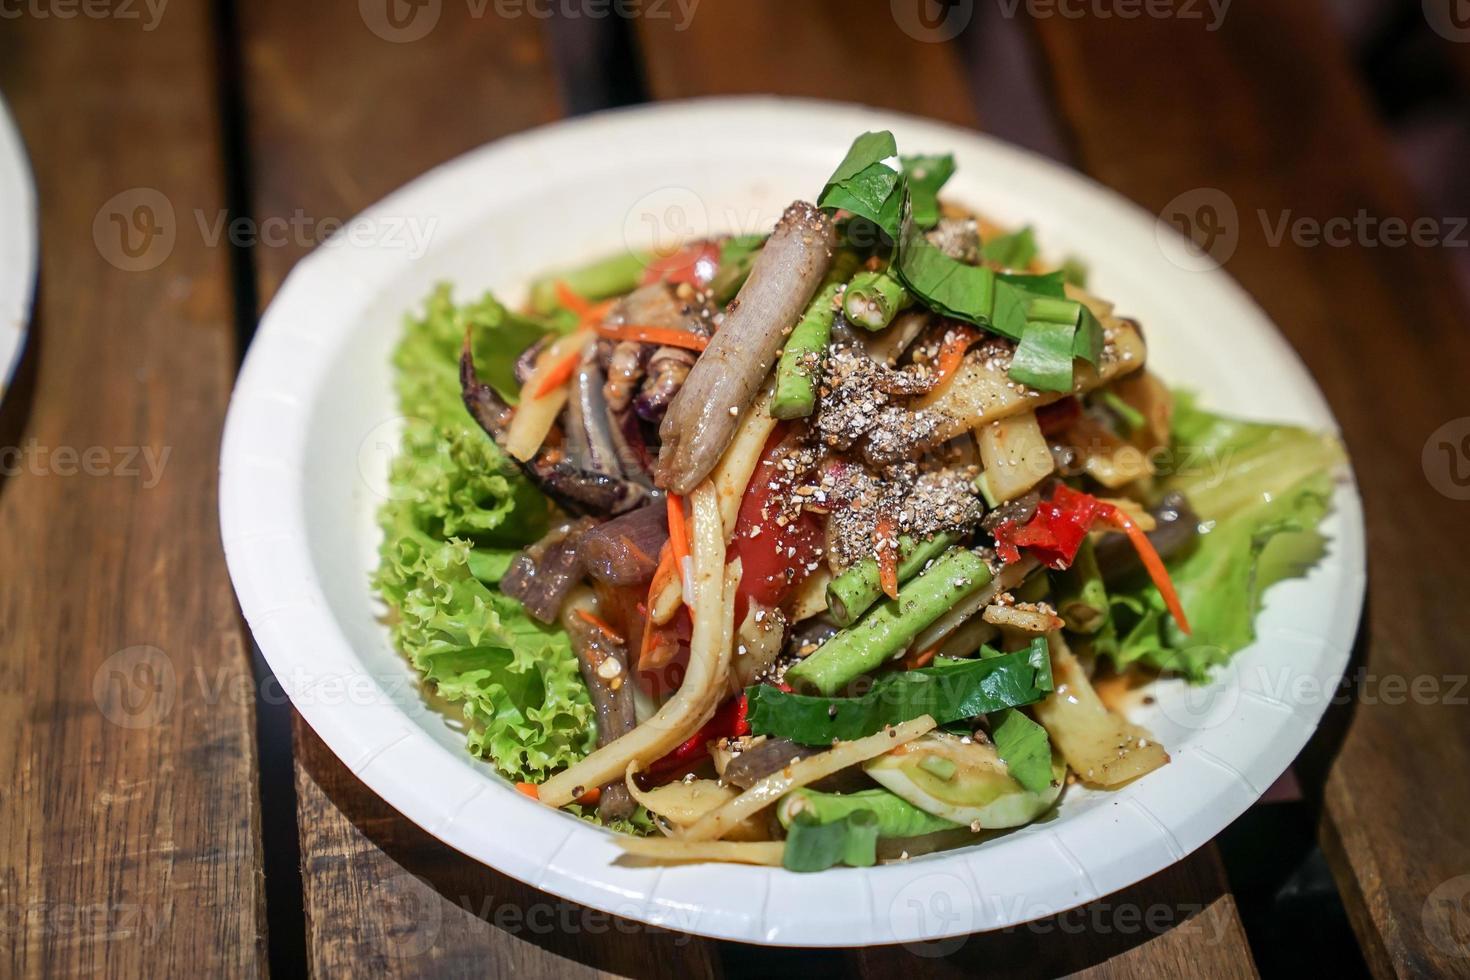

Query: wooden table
left=3, top=0, right=1468, bottom=976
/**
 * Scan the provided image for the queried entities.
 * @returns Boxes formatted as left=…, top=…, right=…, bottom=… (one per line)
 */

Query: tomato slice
left=731, top=430, right=823, bottom=610
left=640, top=241, right=720, bottom=288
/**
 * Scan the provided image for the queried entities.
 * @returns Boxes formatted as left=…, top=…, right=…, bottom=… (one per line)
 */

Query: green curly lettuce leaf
left=376, top=535, right=597, bottom=778
left=1095, top=394, right=1344, bottom=682
left=373, top=286, right=608, bottom=790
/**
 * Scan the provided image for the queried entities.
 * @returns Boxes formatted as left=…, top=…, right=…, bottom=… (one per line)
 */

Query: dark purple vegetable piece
left=578, top=503, right=669, bottom=586
left=563, top=601, right=639, bottom=820
left=500, top=519, right=594, bottom=624
left=1094, top=492, right=1199, bottom=581
left=720, top=737, right=813, bottom=789
left=981, top=490, right=1041, bottom=533
left=460, top=334, right=648, bottom=516
left=571, top=347, right=622, bottom=477
left=514, top=336, right=549, bottom=387
left=633, top=346, right=696, bottom=424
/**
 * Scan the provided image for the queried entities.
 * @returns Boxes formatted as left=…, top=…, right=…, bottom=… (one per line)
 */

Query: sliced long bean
left=785, top=548, right=993, bottom=696
left=826, top=532, right=962, bottom=627
left=771, top=252, right=860, bottom=420
left=843, top=269, right=911, bottom=330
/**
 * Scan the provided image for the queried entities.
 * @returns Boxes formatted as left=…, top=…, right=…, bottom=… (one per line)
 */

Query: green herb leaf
left=817, top=131, right=904, bottom=241
left=1009, top=319, right=1078, bottom=392
left=982, top=226, right=1038, bottom=268
left=998, top=269, right=1068, bottom=299
left=895, top=202, right=999, bottom=326
left=990, top=709, right=1054, bottom=794
left=748, top=644, right=1055, bottom=745
left=902, top=153, right=957, bottom=229
left=782, top=809, right=880, bottom=872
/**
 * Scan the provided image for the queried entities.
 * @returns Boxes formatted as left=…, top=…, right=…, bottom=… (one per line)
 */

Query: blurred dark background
left=549, top=0, right=1470, bottom=308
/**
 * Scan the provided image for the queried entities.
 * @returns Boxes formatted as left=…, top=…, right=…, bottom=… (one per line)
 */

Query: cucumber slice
left=777, top=788, right=959, bottom=838
left=864, top=732, right=1064, bottom=829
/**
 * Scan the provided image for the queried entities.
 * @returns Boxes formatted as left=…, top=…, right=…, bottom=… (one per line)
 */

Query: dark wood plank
left=293, top=714, right=720, bottom=978
left=848, top=848, right=1253, bottom=979
left=635, top=5, right=1257, bottom=976
left=635, top=0, right=981, bottom=127
left=0, top=4, right=265, bottom=977
left=1029, top=4, right=1470, bottom=977
left=236, top=2, right=721, bottom=974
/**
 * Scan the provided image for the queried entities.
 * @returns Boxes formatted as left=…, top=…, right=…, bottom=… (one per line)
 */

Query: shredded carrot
left=903, top=644, right=940, bottom=671
left=639, top=544, right=676, bottom=671
left=514, top=781, right=540, bottom=800
left=574, top=608, right=625, bottom=645
left=554, top=280, right=593, bottom=317
left=666, top=493, right=691, bottom=576
left=554, top=281, right=617, bottom=327
left=928, top=325, right=981, bottom=394
left=531, top=345, right=584, bottom=398
left=1105, top=506, right=1192, bottom=635
left=581, top=298, right=615, bottom=324
left=875, top=514, right=899, bottom=600
left=593, top=322, right=710, bottom=352
left=576, top=786, right=601, bottom=806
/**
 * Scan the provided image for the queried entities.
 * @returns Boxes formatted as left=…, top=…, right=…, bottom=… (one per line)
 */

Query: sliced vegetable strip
left=1103, top=505, right=1192, bottom=634
left=874, top=515, right=899, bottom=600
left=537, top=482, right=729, bottom=807
left=666, top=492, right=694, bottom=606
left=593, top=322, right=710, bottom=352
left=532, top=345, right=585, bottom=398
left=617, top=838, right=786, bottom=866
left=677, top=715, right=937, bottom=842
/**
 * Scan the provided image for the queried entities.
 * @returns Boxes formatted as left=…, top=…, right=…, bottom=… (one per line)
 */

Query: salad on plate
left=373, top=131, right=1345, bottom=871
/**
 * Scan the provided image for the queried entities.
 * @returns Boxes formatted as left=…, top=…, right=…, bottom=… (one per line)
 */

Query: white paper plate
left=0, top=95, right=36, bottom=401
left=221, top=98, right=1365, bottom=946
